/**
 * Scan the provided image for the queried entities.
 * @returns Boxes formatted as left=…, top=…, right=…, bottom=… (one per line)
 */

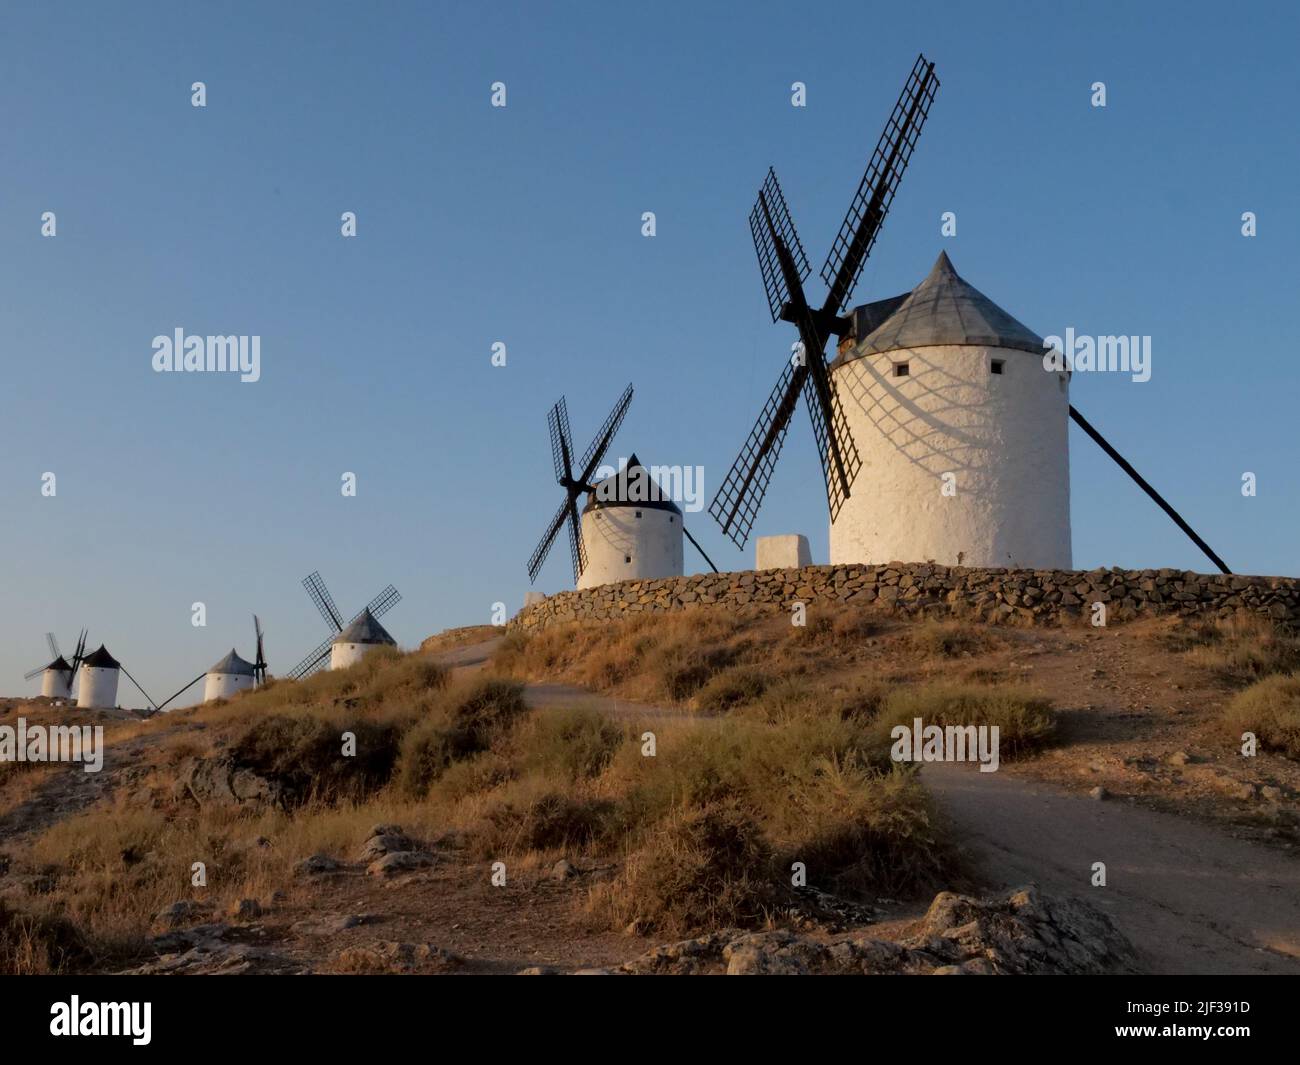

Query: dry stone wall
left=511, top=563, right=1300, bottom=632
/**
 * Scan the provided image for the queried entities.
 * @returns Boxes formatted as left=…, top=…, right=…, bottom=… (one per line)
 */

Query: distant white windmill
left=289, top=572, right=401, bottom=677
left=202, top=616, right=268, bottom=703
left=152, top=615, right=270, bottom=711
left=77, top=645, right=121, bottom=709
left=23, top=630, right=88, bottom=700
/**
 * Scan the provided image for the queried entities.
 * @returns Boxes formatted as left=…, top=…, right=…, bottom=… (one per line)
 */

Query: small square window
left=635, top=510, right=642, bottom=518
left=894, top=362, right=910, bottom=377
left=624, top=556, right=631, bottom=564
left=991, top=359, right=1005, bottom=375
left=669, top=516, right=674, bottom=523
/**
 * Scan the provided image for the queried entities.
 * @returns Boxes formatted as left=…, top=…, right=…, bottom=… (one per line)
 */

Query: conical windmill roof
left=839, top=251, right=1045, bottom=361
left=334, top=608, right=396, bottom=646
left=45, top=655, right=73, bottom=673
left=81, top=645, right=120, bottom=669
left=584, top=453, right=682, bottom=514
left=208, top=649, right=256, bottom=676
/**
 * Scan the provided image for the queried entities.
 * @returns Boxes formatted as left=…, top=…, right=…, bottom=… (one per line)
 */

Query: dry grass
left=1158, top=615, right=1300, bottom=684
left=870, top=684, right=1057, bottom=760
left=394, top=677, right=527, bottom=797
left=3, top=606, right=1045, bottom=966
left=1224, top=674, right=1300, bottom=759
left=906, top=618, right=995, bottom=658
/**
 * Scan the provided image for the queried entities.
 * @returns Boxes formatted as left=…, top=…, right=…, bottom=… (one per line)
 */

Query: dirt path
left=442, top=637, right=688, bottom=721
left=461, top=632, right=1300, bottom=973
left=924, top=761, right=1300, bottom=974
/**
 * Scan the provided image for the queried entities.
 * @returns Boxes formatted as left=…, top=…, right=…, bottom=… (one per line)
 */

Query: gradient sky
left=2, top=0, right=1297, bottom=707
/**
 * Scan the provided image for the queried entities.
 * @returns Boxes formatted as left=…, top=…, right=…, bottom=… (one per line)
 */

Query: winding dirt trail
left=452, top=635, right=1300, bottom=973
left=441, top=637, right=687, bottom=722
left=924, top=761, right=1300, bottom=974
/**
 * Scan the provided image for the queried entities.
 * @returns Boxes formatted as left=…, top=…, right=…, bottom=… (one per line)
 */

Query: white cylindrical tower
left=77, top=645, right=121, bottom=709
left=330, top=608, right=396, bottom=670
left=828, top=252, right=1071, bottom=570
left=203, top=649, right=257, bottom=703
left=40, top=658, right=74, bottom=699
left=577, top=455, right=684, bottom=590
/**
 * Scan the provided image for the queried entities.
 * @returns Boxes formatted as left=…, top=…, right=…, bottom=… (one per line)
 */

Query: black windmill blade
left=361, top=584, right=402, bottom=621
left=288, top=634, right=336, bottom=680
left=68, top=630, right=88, bottom=676
left=303, top=570, right=344, bottom=632
left=820, top=54, right=940, bottom=318
left=25, top=632, right=62, bottom=679
left=288, top=582, right=402, bottom=680
left=253, top=614, right=267, bottom=684
left=712, top=169, right=858, bottom=546
left=711, top=54, right=939, bottom=549
left=750, top=168, right=811, bottom=325
left=576, top=383, right=634, bottom=487
left=526, top=384, right=633, bottom=585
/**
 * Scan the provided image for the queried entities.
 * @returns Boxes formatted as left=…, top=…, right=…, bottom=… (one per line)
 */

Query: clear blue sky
left=2, top=0, right=1297, bottom=707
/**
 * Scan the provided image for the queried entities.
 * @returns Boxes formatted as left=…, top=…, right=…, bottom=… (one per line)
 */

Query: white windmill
left=23, top=630, right=88, bottom=700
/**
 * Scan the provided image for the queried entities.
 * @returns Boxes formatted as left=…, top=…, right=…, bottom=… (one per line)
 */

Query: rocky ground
left=116, top=822, right=1131, bottom=976
left=2, top=617, right=1297, bottom=976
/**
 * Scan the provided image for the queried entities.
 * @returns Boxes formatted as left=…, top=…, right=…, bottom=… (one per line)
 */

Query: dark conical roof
left=334, top=608, right=396, bottom=646
left=208, top=649, right=256, bottom=676
left=584, top=453, right=683, bottom=515
left=81, top=645, right=120, bottom=669
left=45, top=655, right=73, bottom=673
left=838, top=251, right=1045, bottom=361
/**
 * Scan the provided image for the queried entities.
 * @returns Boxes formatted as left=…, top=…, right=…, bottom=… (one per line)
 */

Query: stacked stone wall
left=511, top=563, right=1300, bottom=632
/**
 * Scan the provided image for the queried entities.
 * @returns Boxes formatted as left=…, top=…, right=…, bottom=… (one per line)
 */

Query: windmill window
left=669, top=516, right=674, bottom=523
left=894, top=362, right=910, bottom=377
left=624, top=556, right=631, bottom=564
left=635, top=510, right=642, bottom=518
left=991, top=359, right=1005, bottom=375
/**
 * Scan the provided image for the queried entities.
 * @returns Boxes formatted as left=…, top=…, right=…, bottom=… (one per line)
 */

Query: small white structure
left=756, top=534, right=812, bottom=570
left=828, top=252, right=1072, bottom=570
left=203, top=649, right=257, bottom=703
left=38, top=656, right=74, bottom=699
left=330, top=608, right=396, bottom=670
left=578, top=455, right=684, bottom=590
left=77, top=645, right=120, bottom=709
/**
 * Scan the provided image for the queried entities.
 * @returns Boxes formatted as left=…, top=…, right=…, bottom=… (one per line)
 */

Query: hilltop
left=1, top=604, right=1298, bottom=975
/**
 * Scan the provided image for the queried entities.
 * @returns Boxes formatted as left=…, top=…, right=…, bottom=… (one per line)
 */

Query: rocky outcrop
left=511, top=563, right=1300, bottom=633
left=176, top=756, right=282, bottom=810
left=332, top=941, right=463, bottom=974
left=124, top=922, right=306, bottom=975
left=621, top=886, right=1132, bottom=976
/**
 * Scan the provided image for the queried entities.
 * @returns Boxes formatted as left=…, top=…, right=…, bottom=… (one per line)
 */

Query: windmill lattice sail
left=289, top=577, right=402, bottom=679
left=711, top=54, right=939, bottom=549
left=527, top=384, right=633, bottom=585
